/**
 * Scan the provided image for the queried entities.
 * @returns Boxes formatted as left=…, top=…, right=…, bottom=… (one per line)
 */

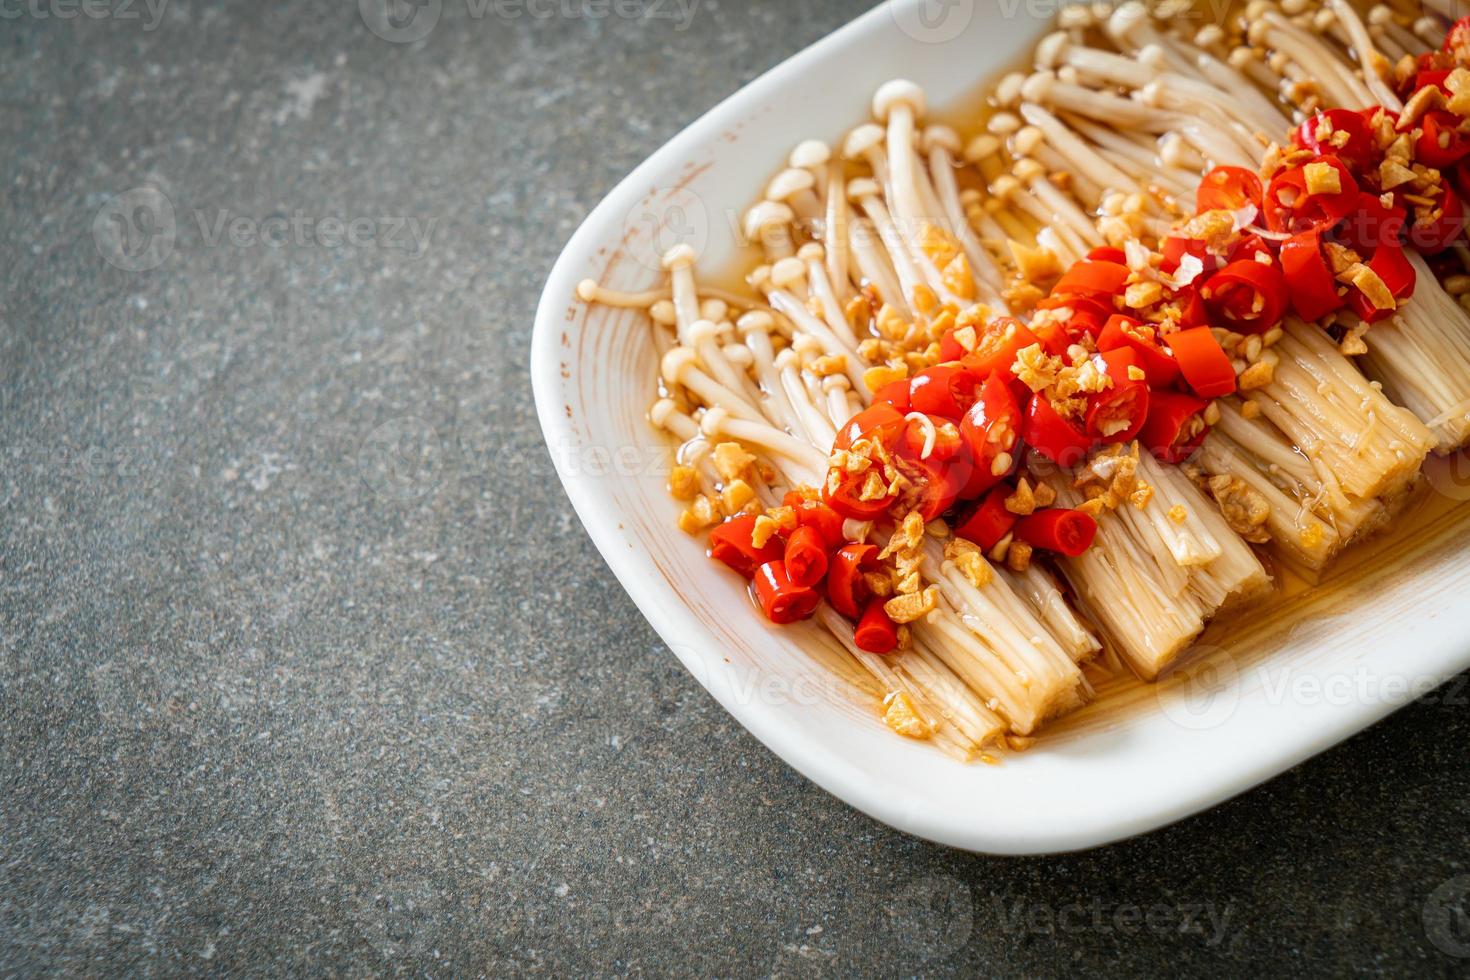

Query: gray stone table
left=3, top=0, right=1469, bottom=975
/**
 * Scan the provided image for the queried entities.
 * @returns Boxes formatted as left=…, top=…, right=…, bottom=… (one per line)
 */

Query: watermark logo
left=1424, top=450, right=1470, bottom=503
left=1154, top=645, right=1239, bottom=731
left=359, top=0, right=441, bottom=43
left=883, top=874, right=973, bottom=964
left=1425, top=875, right=1470, bottom=958
left=358, top=416, right=447, bottom=500
left=93, top=185, right=176, bottom=272
left=890, top=0, right=975, bottom=44
left=621, top=186, right=709, bottom=272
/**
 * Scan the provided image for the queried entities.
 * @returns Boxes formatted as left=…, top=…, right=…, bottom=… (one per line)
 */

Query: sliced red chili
left=897, top=414, right=964, bottom=463
left=784, top=494, right=848, bottom=550
left=1084, top=348, right=1149, bottom=444
left=1227, top=233, right=1274, bottom=265
left=1052, top=260, right=1131, bottom=299
left=871, top=379, right=911, bottom=412
left=959, top=317, right=1043, bottom=382
left=1280, top=230, right=1345, bottom=322
left=854, top=599, right=900, bottom=654
left=1408, top=184, right=1466, bottom=254
left=897, top=453, right=966, bottom=522
left=1161, top=236, right=1214, bottom=276
left=1414, top=69, right=1452, bottom=96
left=1173, top=285, right=1210, bottom=328
left=783, top=525, right=829, bottom=588
left=958, top=372, right=1020, bottom=499
left=1200, top=258, right=1288, bottom=334
left=1167, top=327, right=1237, bottom=398
left=1031, top=318, right=1074, bottom=359
left=827, top=543, right=878, bottom=619
left=1014, top=508, right=1098, bottom=557
left=1445, top=15, right=1470, bottom=61
left=1292, top=109, right=1374, bottom=169
left=1335, top=191, right=1405, bottom=251
left=708, top=515, right=785, bottom=578
left=1416, top=111, right=1470, bottom=170
left=1196, top=166, right=1264, bottom=215
left=1025, top=393, right=1094, bottom=467
left=821, top=468, right=894, bottom=521
left=1345, top=241, right=1416, bottom=323
left=1138, top=390, right=1210, bottom=464
left=953, top=484, right=1018, bottom=551
left=1086, top=246, right=1127, bottom=263
left=752, top=561, right=821, bottom=625
left=1098, top=314, right=1180, bottom=387
left=908, top=364, right=982, bottom=419
left=1264, top=156, right=1359, bottom=234
left=833, top=403, right=906, bottom=452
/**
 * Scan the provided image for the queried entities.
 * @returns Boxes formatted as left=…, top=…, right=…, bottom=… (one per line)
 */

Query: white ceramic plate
left=531, top=0, right=1470, bottom=853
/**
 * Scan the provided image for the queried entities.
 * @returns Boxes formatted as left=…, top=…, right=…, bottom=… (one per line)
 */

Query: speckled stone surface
left=3, top=1, right=1469, bottom=975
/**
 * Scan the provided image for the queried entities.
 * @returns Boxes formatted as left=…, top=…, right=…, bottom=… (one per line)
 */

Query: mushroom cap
left=921, top=125, right=962, bottom=155
left=789, top=139, right=831, bottom=170
left=746, top=264, right=772, bottom=291
left=699, top=406, right=729, bottom=437
left=766, top=167, right=816, bottom=203
left=1137, top=43, right=1167, bottom=71
left=843, top=123, right=885, bottom=159
left=1244, top=0, right=1272, bottom=21
left=688, top=319, right=720, bottom=346
left=1013, top=125, right=1044, bottom=158
left=737, top=310, right=774, bottom=334
left=995, top=71, right=1028, bottom=110
left=796, top=242, right=825, bottom=263
left=1107, top=1, right=1149, bottom=43
left=773, top=347, right=801, bottom=372
left=821, top=373, right=850, bottom=393
left=964, top=133, right=1001, bottom=165
left=1138, top=79, right=1166, bottom=107
left=575, top=278, right=600, bottom=302
left=845, top=177, right=881, bottom=203
left=742, top=200, right=794, bottom=241
left=1366, top=5, right=1393, bottom=26
left=769, top=256, right=807, bottom=291
left=1057, top=3, right=1093, bottom=28
left=650, top=300, right=678, bottom=326
left=987, top=111, right=1021, bottom=136
left=661, top=346, right=699, bottom=384
left=649, top=398, right=679, bottom=431
left=1019, top=71, right=1055, bottom=106
left=990, top=175, right=1021, bottom=201
left=872, top=79, right=927, bottom=123
left=723, top=344, right=754, bottom=368
left=791, top=333, right=823, bottom=358
left=1035, top=31, right=1070, bottom=70
left=1013, top=158, right=1046, bottom=183
left=1194, top=24, right=1225, bottom=47
left=660, top=243, right=698, bottom=271
left=700, top=298, right=729, bottom=322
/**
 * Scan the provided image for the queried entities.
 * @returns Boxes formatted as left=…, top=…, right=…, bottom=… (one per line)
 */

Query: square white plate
left=531, top=0, right=1470, bottom=853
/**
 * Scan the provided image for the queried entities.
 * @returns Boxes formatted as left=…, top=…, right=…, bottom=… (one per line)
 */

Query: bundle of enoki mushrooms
left=577, top=0, right=1470, bottom=756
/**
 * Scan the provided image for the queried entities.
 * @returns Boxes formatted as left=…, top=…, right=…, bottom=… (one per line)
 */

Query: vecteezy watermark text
left=0, top=0, right=168, bottom=29
left=359, top=0, right=700, bottom=44
left=93, top=187, right=437, bottom=271
left=195, top=210, right=436, bottom=256
left=989, top=895, right=1234, bottom=946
